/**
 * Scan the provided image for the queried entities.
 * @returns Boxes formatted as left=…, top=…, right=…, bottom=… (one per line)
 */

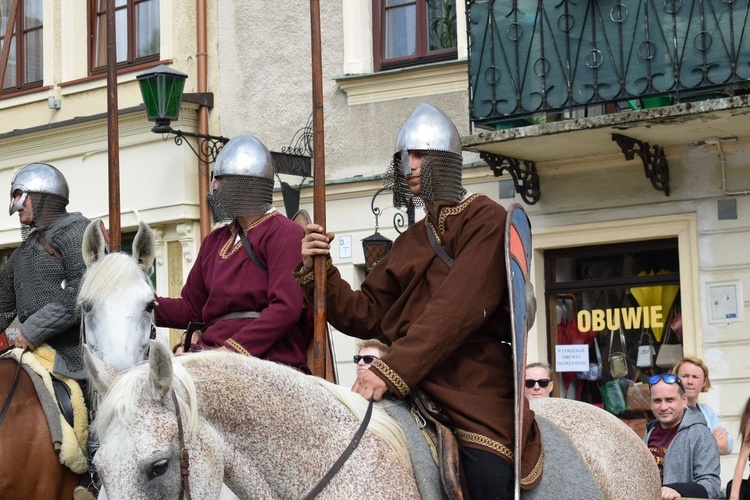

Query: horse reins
left=302, top=399, right=374, bottom=500
left=0, top=348, right=26, bottom=427
left=172, top=390, right=192, bottom=500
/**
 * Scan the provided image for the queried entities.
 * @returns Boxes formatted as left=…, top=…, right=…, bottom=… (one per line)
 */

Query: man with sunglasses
left=644, top=373, right=721, bottom=500
left=354, top=339, right=388, bottom=377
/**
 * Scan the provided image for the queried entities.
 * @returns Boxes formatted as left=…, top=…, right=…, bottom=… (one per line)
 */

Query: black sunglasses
left=525, top=378, right=550, bottom=389
left=649, top=373, right=685, bottom=390
left=353, top=354, right=379, bottom=364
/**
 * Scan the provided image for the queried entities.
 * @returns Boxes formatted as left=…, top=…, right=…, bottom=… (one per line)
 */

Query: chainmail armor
left=206, top=174, right=274, bottom=224
left=385, top=149, right=465, bottom=208
left=0, top=212, right=90, bottom=379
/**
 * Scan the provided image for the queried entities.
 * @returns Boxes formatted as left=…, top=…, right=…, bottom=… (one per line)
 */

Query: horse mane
left=93, top=351, right=410, bottom=469
left=77, top=253, right=152, bottom=311
left=92, top=360, right=199, bottom=442
left=306, top=375, right=411, bottom=468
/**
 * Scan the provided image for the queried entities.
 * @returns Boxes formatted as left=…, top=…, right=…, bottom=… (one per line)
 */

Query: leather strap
left=208, top=311, right=261, bottom=327
left=0, top=349, right=26, bottom=427
left=182, top=312, right=260, bottom=353
left=172, top=391, right=191, bottom=500
left=302, top=399, right=374, bottom=499
left=238, top=229, right=268, bottom=275
left=425, top=221, right=454, bottom=268
left=37, top=232, right=62, bottom=262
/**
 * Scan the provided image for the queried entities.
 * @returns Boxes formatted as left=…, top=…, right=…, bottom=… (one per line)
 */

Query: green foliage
left=429, top=0, right=457, bottom=51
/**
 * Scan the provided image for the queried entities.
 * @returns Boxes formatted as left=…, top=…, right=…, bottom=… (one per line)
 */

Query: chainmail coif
left=206, top=174, right=274, bottom=224
left=385, top=149, right=465, bottom=209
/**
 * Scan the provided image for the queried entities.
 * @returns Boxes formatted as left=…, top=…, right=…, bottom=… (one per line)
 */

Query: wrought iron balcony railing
left=468, top=0, right=750, bottom=130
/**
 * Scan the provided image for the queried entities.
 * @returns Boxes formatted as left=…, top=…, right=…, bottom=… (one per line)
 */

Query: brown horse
left=0, top=358, right=80, bottom=499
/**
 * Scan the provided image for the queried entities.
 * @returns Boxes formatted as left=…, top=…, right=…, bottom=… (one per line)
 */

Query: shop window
left=89, top=0, right=160, bottom=75
left=544, top=239, right=682, bottom=427
left=372, top=0, right=457, bottom=71
left=0, top=0, right=43, bottom=94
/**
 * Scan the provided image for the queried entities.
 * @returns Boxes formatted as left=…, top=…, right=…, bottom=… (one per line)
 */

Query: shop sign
left=577, top=306, right=663, bottom=332
left=555, top=344, right=590, bottom=372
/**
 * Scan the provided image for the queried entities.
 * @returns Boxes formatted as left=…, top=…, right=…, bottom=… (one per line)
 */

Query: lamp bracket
left=153, top=126, right=230, bottom=164
left=611, top=133, right=670, bottom=196
left=181, top=92, right=214, bottom=109
left=480, top=152, right=541, bottom=205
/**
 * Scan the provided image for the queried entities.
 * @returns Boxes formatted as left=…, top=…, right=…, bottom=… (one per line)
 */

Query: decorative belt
left=207, top=311, right=261, bottom=328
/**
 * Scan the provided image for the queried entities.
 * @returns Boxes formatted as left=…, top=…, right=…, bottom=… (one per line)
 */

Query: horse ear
left=82, top=219, right=109, bottom=268
left=133, top=221, right=156, bottom=272
left=148, top=340, right=173, bottom=398
left=83, top=344, right=119, bottom=395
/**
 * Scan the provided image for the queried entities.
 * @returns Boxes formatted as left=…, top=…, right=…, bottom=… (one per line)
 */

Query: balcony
left=463, top=0, right=750, bottom=204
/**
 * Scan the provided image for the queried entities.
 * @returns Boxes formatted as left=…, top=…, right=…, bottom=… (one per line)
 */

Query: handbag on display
left=626, top=382, right=651, bottom=413
left=599, top=380, right=627, bottom=415
left=577, top=337, right=603, bottom=381
left=608, top=329, right=629, bottom=378
left=655, top=327, right=684, bottom=369
left=636, top=331, right=655, bottom=368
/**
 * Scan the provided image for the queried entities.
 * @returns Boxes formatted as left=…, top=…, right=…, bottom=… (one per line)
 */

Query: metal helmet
left=9, top=162, right=69, bottom=216
left=207, top=134, right=275, bottom=222
left=210, top=133, right=273, bottom=190
left=394, top=103, right=462, bottom=175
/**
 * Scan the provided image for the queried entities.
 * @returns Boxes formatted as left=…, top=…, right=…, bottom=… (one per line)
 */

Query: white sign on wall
left=339, top=235, right=352, bottom=259
left=555, top=344, right=590, bottom=372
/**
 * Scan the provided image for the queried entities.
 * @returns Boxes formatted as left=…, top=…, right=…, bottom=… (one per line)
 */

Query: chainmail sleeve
left=0, top=250, right=19, bottom=332
left=20, top=214, right=89, bottom=347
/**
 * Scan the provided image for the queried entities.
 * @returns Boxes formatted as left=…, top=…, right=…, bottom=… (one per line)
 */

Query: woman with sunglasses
left=672, top=356, right=733, bottom=455
left=525, top=363, right=554, bottom=399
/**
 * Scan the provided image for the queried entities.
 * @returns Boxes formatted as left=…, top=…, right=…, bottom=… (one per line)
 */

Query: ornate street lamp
left=362, top=187, right=414, bottom=275
left=137, top=65, right=229, bottom=163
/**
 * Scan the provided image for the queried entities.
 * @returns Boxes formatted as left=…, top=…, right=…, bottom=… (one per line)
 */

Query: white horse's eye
left=145, top=300, right=157, bottom=314
left=148, top=459, right=169, bottom=479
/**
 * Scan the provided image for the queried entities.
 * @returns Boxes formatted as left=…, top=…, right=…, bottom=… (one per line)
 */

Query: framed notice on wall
left=706, top=281, right=742, bottom=324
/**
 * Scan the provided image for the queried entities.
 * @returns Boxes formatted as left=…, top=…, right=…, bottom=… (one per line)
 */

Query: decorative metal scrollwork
left=171, top=130, right=229, bottom=164
left=611, top=133, right=670, bottom=196
left=480, top=152, right=541, bottom=205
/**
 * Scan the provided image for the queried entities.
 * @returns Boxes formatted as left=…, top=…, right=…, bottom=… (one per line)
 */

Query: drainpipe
left=197, top=0, right=211, bottom=240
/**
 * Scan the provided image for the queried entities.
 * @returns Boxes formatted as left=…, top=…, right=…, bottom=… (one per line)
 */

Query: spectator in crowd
left=354, top=339, right=389, bottom=377
left=727, top=394, right=750, bottom=500
left=673, top=356, right=733, bottom=455
left=644, top=373, right=721, bottom=500
left=525, top=362, right=554, bottom=400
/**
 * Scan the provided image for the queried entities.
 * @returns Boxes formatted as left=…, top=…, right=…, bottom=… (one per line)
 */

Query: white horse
left=86, top=341, right=661, bottom=500
left=78, top=219, right=160, bottom=371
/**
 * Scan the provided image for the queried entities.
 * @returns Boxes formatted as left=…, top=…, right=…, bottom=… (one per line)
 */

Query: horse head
left=85, top=342, right=226, bottom=499
left=78, top=219, right=159, bottom=372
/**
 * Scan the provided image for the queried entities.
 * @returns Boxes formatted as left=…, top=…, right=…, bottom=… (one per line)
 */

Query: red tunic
left=296, top=194, right=543, bottom=488
left=156, top=212, right=308, bottom=369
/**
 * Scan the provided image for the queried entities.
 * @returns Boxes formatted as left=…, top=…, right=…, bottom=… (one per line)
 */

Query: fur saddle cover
left=2, top=345, right=88, bottom=474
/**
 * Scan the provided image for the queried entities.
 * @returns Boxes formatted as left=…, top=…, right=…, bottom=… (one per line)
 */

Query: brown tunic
left=297, top=194, right=543, bottom=488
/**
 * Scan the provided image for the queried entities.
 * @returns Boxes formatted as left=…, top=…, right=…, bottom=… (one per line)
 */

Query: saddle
left=410, top=388, right=467, bottom=500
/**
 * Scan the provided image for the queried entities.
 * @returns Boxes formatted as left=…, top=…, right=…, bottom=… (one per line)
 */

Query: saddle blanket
left=2, top=346, right=88, bottom=474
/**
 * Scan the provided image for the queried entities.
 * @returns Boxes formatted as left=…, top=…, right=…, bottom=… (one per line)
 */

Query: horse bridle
left=0, top=348, right=26, bottom=427
left=168, top=393, right=373, bottom=500
left=172, top=390, right=192, bottom=500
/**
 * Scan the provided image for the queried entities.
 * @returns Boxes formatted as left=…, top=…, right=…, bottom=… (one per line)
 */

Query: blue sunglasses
left=649, top=373, right=685, bottom=390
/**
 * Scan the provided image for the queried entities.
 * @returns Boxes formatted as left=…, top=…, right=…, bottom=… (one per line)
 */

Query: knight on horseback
left=1, top=162, right=90, bottom=379
left=298, top=104, right=543, bottom=499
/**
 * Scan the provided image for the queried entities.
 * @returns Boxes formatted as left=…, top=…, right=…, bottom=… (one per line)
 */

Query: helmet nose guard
left=394, top=103, right=462, bottom=176
left=9, top=162, right=69, bottom=215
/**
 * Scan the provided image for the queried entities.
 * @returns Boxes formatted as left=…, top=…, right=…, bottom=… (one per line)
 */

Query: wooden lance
left=309, top=0, right=328, bottom=379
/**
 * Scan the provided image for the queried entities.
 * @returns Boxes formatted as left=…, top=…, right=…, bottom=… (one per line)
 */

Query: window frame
left=372, top=0, right=458, bottom=72
left=0, top=0, right=44, bottom=95
left=88, top=0, right=160, bottom=76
